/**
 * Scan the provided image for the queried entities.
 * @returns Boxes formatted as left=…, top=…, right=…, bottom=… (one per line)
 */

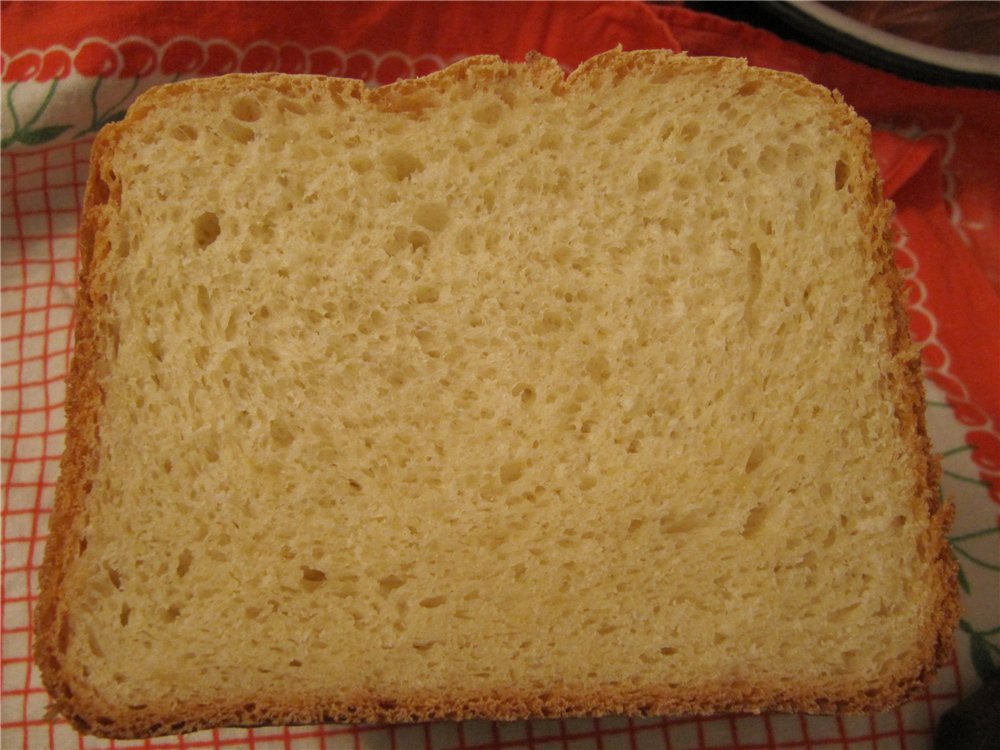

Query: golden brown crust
left=33, top=118, right=125, bottom=731
left=854, top=133, right=960, bottom=697
left=34, top=48, right=959, bottom=739
left=43, top=675, right=955, bottom=739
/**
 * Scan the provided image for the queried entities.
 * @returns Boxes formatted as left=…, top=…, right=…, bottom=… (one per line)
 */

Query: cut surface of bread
left=35, top=49, right=958, bottom=738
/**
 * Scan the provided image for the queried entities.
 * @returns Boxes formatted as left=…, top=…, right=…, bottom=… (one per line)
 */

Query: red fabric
left=1, top=1, right=681, bottom=67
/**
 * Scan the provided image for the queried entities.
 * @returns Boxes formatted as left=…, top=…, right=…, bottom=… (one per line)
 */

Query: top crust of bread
left=35, top=49, right=958, bottom=738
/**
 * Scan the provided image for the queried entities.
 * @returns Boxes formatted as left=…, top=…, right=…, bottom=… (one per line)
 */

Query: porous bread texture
left=36, top=49, right=958, bottom=738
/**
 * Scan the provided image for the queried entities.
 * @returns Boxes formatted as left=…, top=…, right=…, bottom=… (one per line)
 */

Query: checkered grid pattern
left=0, top=140, right=962, bottom=750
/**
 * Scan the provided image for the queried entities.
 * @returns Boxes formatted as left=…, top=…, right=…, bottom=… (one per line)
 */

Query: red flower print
left=902, top=278, right=924, bottom=307
left=921, top=342, right=946, bottom=370
left=241, top=44, right=279, bottom=73
left=37, top=49, right=72, bottom=82
left=278, top=45, right=306, bottom=74
left=200, top=43, right=239, bottom=76
left=74, top=40, right=119, bottom=77
left=309, top=49, right=344, bottom=77
left=908, top=307, right=933, bottom=343
left=968, top=431, right=1000, bottom=473
left=927, top=370, right=964, bottom=401
left=414, top=56, right=442, bottom=78
left=3, top=51, right=42, bottom=82
left=162, top=39, right=205, bottom=77
left=893, top=247, right=916, bottom=272
left=376, top=54, right=411, bottom=85
left=344, top=52, right=374, bottom=83
left=118, top=39, right=158, bottom=79
left=952, top=402, right=988, bottom=428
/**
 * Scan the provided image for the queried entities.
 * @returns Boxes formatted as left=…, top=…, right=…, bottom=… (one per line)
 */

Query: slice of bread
left=35, top=49, right=958, bottom=738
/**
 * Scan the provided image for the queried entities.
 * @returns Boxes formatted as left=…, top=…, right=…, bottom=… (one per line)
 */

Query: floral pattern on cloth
left=2, top=2, right=997, bottom=749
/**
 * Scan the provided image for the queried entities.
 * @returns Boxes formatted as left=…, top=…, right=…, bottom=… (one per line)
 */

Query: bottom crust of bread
left=53, top=667, right=953, bottom=739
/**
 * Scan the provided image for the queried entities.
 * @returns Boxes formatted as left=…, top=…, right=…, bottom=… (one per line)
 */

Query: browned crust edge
left=33, top=113, right=122, bottom=731
left=859, top=145, right=960, bottom=691
left=32, top=48, right=960, bottom=740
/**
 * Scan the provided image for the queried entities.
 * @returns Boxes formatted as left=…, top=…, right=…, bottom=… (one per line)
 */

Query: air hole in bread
left=176, top=549, right=193, bottom=577
left=289, top=660, right=302, bottom=667
left=292, top=143, right=318, bottom=162
left=737, top=80, right=763, bottom=96
left=269, top=419, right=295, bottom=448
left=674, top=172, right=698, bottom=194
left=538, top=130, right=561, bottom=150
left=415, top=285, right=439, bottom=304
left=195, top=285, right=212, bottom=318
left=170, top=124, right=198, bottom=141
left=382, top=149, right=424, bottom=181
left=533, top=310, right=563, bottom=335
left=349, top=154, right=373, bottom=174
left=105, top=565, right=122, bottom=591
left=250, top=219, right=275, bottom=242
left=586, top=354, right=611, bottom=384
left=744, top=444, right=768, bottom=474
left=387, top=227, right=430, bottom=257
left=119, top=603, right=130, bottom=627
left=511, top=383, right=536, bottom=406
left=660, top=514, right=702, bottom=535
left=300, top=567, right=327, bottom=592
left=414, top=202, right=449, bottom=233
left=378, top=574, right=406, bottom=596
left=743, top=242, right=762, bottom=333
left=808, top=182, right=823, bottom=209
left=787, top=142, right=810, bottom=167
left=419, top=595, right=447, bottom=608
left=835, top=159, right=850, bottom=190
left=473, top=102, right=503, bottom=126
left=86, top=629, right=104, bottom=658
left=637, top=161, right=663, bottom=193
left=220, top=119, right=254, bottom=144
left=741, top=503, right=771, bottom=539
left=500, top=461, right=525, bottom=485
left=412, top=640, right=438, bottom=652
left=757, top=145, right=781, bottom=175
left=163, top=605, right=181, bottom=623
left=607, top=126, right=628, bottom=145
left=680, top=121, right=700, bottom=142
left=490, top=131, right=514, bottom=150
left=413, top=329, right=439, bottom=357
left=193, top=212, right=220, bottom=248
left=277, top=98, right=307, bottom=117
left=726, top=145, right=746, bottom=170
left=579, top=475, right=598, bottom=491
left=231, top=96, right=263, bottom=122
